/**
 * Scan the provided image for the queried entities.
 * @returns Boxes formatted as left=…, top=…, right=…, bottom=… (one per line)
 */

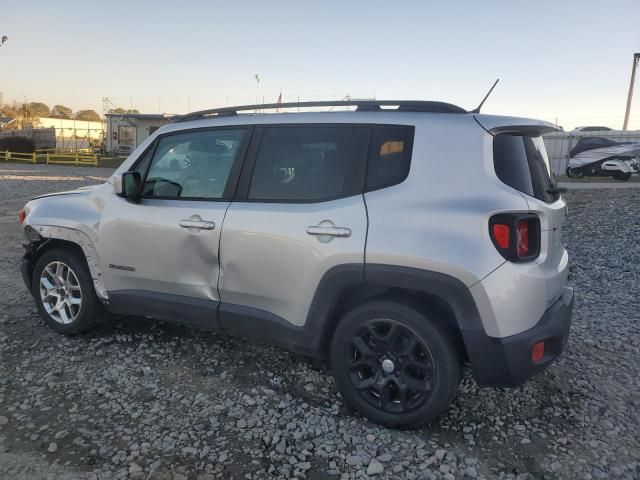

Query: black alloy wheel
left=330, top=301, right=461, bottom=428
left=566, top=167, right=584, bottom=178
left=348, top=319, right=435, bottom=414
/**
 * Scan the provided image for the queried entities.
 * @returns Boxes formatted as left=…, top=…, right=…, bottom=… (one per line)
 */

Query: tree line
left=0, top=101, right=140, bottom=123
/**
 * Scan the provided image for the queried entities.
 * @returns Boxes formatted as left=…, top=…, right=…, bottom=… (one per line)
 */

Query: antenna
left=470, top=78, right=499, bottom=114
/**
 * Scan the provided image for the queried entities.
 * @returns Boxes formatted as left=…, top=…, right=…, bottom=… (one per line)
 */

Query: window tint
left=366, top=126, right=414, bottom=191
left=525, top=136, right=558, bottom=202
left=248, top=126, right=367, bottom=201
left=134, top=146, right=153, bottom=174
left=493, top=134, right=558, bottom=203
left=493, top=135, right=534, bottom=196
left=143, top=129, right=247, bottom=199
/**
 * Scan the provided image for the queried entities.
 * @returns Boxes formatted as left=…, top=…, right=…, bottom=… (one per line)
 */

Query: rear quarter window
left=493, top=134, right=558, bottom=203
left=365, top=126, right=414, bottom=191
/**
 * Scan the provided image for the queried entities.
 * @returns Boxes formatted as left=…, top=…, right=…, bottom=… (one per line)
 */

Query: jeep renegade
left=19, top=100, right=573, bottom=427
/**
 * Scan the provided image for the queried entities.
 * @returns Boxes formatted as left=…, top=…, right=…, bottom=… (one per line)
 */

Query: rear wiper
left=547, top=186, right=567, bottom=194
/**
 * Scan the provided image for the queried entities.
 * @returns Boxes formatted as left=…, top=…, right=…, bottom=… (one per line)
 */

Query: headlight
left=18, top=206, right=31, bottom=224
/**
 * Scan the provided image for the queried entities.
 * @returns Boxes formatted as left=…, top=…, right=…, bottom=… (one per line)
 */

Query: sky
left=1, top=0, right=639, bottom=130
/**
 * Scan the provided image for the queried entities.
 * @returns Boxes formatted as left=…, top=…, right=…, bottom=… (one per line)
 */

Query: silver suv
left=19, top=100, right=573, bottom=427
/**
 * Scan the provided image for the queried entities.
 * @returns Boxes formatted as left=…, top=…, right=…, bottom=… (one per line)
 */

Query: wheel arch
left=307, top=264, right=488, bottom=370
left=22, top=226, right=108, bottom=301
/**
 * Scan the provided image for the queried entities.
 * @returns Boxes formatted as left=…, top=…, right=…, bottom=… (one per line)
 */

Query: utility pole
left=23, top=94, right=28, bottom=129
left=255, top=74, right=260, bottom=113
left=622, top=53, right=640, bottom=131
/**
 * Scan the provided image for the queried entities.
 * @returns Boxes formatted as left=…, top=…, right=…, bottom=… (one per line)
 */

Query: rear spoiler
left=474, top=114, right=560, bottom=136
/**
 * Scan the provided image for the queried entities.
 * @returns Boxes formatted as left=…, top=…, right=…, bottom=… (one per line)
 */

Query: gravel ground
left=559, top=182, right=640, bottom=190
left=0, top=162, right=639, bottom=480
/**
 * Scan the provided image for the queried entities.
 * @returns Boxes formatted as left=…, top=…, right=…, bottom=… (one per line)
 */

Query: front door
left=98, top=127, right=251, bottom=324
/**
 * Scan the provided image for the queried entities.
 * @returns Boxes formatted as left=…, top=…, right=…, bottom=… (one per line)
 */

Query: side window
left=134, top=147, right=153, bottom=174
left=248, top=126, right=367, bottom=201
left=493, top=134, right=534, bottom=197
left=143, top=129, right=247, bottom=199
left=493, top=134, right=558, bottom=203
left=366, top=126, right=414, bottom=191
left=524, top=136, right=558, bottom=203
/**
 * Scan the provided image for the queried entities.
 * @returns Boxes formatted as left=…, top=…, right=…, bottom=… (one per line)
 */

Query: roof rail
left=175, top=100, right=467, bottom=122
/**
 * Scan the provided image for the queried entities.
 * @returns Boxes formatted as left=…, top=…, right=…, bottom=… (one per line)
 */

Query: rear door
left=98, top=127, right=251, bottom=323
left=218, top=124, right=369, bottom=328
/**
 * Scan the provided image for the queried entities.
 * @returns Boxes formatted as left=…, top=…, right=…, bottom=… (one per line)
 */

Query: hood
left=32, top=184, right=102, bottom=201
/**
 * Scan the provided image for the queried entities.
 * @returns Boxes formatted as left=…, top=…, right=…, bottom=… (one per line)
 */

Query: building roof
left=0, top=116, right=16, bottom=125
left=105, top=113, right=169, bottom=120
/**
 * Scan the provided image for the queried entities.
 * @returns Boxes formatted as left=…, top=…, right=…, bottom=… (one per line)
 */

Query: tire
left=329, top=300, right=461, bottom=428
left=566, top=167, right=584, bottom=178
left=613, top=172, right=632, bottom=181
left=32, top=248, right=103, bottom=335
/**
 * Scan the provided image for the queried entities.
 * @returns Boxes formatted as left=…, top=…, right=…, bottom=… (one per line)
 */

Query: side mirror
left=116, top=171, right=142, bottom=203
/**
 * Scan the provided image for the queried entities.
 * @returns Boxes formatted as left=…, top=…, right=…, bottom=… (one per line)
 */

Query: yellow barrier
left=0, top=151, right=120, bottom=167
left=45, top=153, right=98, bottom=166
left=0, top=151, right=37, bottom=163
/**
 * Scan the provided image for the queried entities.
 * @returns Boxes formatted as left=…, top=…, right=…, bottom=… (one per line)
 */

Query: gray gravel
left=559, top=181, right=640, bottom=190
left=1, top=162, right=639, bottom=479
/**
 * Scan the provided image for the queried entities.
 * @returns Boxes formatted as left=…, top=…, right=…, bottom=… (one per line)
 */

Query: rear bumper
left=466, top=285, right=574, bottom=387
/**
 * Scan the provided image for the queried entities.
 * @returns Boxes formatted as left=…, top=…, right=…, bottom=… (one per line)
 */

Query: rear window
left=493, top=134, right=559, bottom=203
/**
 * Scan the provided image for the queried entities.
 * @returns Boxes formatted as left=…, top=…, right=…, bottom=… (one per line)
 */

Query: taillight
left=517, top=220, right=529, bottom=256
left=492, top=224, right=510, bottom=249
left=18, top=209, right=26, bottom=224
left=489, top=213, right=540, bottom=262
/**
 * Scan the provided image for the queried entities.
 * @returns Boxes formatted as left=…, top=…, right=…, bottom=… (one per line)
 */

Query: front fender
left=22, top=186, right=109, bottom=300
left=23, top=185, right=106, bottom=245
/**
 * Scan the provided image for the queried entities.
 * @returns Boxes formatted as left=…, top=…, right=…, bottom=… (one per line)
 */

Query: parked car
left=18, top=100, right=573, bottom=428
left=566, top=137, right=640, bottom=181
left=571, top=126, right=613, bottom=133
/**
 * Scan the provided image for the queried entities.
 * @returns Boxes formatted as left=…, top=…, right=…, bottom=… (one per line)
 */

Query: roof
left=0, top=116, right=16, bottom=125
left=175, top=99, right=467, bottom=122
left=155, top=110, right=473, bottom=138
left=154, top=110, right=556, bottom=141
left=105, top=113, right=169, bottom=120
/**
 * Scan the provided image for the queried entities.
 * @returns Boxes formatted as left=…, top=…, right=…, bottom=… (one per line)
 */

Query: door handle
left=306, top=225, right=351, bottom=237
left=179, top=219, right=215, bottom=230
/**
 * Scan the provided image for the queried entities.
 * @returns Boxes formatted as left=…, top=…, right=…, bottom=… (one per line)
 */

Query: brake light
left=492, top=224, right=510, bottom=249
left=517, top=220, right=529, bottom=256
left=18, top=209, right=26, bottom=224
left=489, top=213, right=540, bottom=262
